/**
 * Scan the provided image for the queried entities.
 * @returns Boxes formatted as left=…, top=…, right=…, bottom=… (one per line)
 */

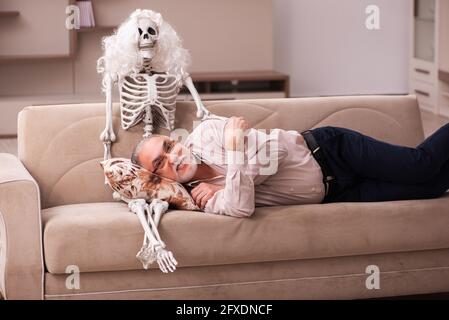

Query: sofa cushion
left=42, top=195, right=449, bottom=274
left=101, top=158, right=199, bottom=210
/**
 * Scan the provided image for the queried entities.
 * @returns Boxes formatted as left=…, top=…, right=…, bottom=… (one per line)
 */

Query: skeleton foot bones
left=128, top=198, right=178, bottom=273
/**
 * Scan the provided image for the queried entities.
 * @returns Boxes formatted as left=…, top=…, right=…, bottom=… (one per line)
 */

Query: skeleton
left=98, top=10, right=212, bottom=160
left=97, top=9, right=215, bottom=273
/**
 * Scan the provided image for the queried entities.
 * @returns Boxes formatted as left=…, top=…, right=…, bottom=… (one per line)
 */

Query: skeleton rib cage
left=119, top=71, right=183, bottom=137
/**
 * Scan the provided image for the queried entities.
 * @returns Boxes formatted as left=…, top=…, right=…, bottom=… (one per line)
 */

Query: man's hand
left=224, top=116, right=251, bottom=151
left=191, top=182, right=224, bottom=209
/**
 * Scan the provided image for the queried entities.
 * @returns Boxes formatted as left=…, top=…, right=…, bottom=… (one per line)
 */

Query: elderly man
left=131, top=116, right=449, bottom=218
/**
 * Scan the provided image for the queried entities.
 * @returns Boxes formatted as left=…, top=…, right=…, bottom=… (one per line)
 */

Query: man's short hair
left=130, top=134, right=163, bottom=167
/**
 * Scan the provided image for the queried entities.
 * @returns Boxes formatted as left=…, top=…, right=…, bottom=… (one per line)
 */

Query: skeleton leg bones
left=141, top=199, right=167, bottom=251
left=127, top=198, right=178, bottom=273
left=145, top=201, right=177, bottom=273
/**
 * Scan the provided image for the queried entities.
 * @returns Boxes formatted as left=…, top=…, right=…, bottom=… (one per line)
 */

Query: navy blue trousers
left=310, top=123, right=449, bottom=203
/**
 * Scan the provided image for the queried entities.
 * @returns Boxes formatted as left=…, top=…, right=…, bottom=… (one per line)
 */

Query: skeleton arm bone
left=100, top=74, right=116, bottom=160
left=183, top=76, right=210, bottom=119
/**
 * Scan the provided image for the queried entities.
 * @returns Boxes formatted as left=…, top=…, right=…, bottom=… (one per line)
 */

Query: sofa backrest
left=18, top=95, right=424, bottom=209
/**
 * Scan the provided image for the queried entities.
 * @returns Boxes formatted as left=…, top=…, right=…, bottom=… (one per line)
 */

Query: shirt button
left=289, top=187, right=294, bottom=192
left=312, top=187, right=316, bottom=192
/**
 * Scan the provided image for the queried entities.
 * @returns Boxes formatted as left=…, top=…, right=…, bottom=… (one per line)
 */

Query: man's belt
left=300, top=130, right=335, bottom=197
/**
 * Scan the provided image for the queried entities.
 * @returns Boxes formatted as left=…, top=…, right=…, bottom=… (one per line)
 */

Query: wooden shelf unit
left=0, top=54, right=74, bottom=64
left=440, top=70, right=449, bottom=83
left=77, top=25, right=116, bottom=33
left=0, top=11, right=19, bottom=18
left=180, top=70, right=290, bottom=99
left=409, top=0, right=449, bottom=117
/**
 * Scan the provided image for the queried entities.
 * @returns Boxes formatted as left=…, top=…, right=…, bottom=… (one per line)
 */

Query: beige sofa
left=1, top=94, right=449, bottom=300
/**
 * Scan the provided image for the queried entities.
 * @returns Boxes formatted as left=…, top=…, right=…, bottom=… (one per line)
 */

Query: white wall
left=273, top=0, right=411, bottom=97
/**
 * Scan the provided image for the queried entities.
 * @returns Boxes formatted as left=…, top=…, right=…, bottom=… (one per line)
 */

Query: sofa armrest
left=0, top=153, right=43, bottom=300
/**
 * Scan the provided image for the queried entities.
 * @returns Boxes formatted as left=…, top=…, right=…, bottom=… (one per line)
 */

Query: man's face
left=137, top=136, right=198, bottom=183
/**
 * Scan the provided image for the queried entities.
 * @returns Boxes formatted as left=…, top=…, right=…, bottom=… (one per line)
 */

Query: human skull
left=137, top=17, right=159, bottom=59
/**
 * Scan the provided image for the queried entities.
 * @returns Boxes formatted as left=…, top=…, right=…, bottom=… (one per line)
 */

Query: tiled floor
left=1, top=110, right=448, bottom=157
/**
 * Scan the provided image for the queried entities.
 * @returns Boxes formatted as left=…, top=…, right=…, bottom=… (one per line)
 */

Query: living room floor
left=0, top=109, right=448, bottom=156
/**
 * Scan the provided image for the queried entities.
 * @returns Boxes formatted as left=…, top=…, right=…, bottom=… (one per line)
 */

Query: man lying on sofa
left=131, top=116, right=449, bottom=217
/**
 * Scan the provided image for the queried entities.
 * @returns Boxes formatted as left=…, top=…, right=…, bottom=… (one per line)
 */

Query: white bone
left=148, top=199, right=169, bottom=241
left=119, top=68, right=182, bottom=134
left=100, top=74, right=115, bottom=161
left=128, top=199, right=177, bottom=272
left=183, top=76, right=210, bottom=119
left=129, top=199, right=160, bottom=245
